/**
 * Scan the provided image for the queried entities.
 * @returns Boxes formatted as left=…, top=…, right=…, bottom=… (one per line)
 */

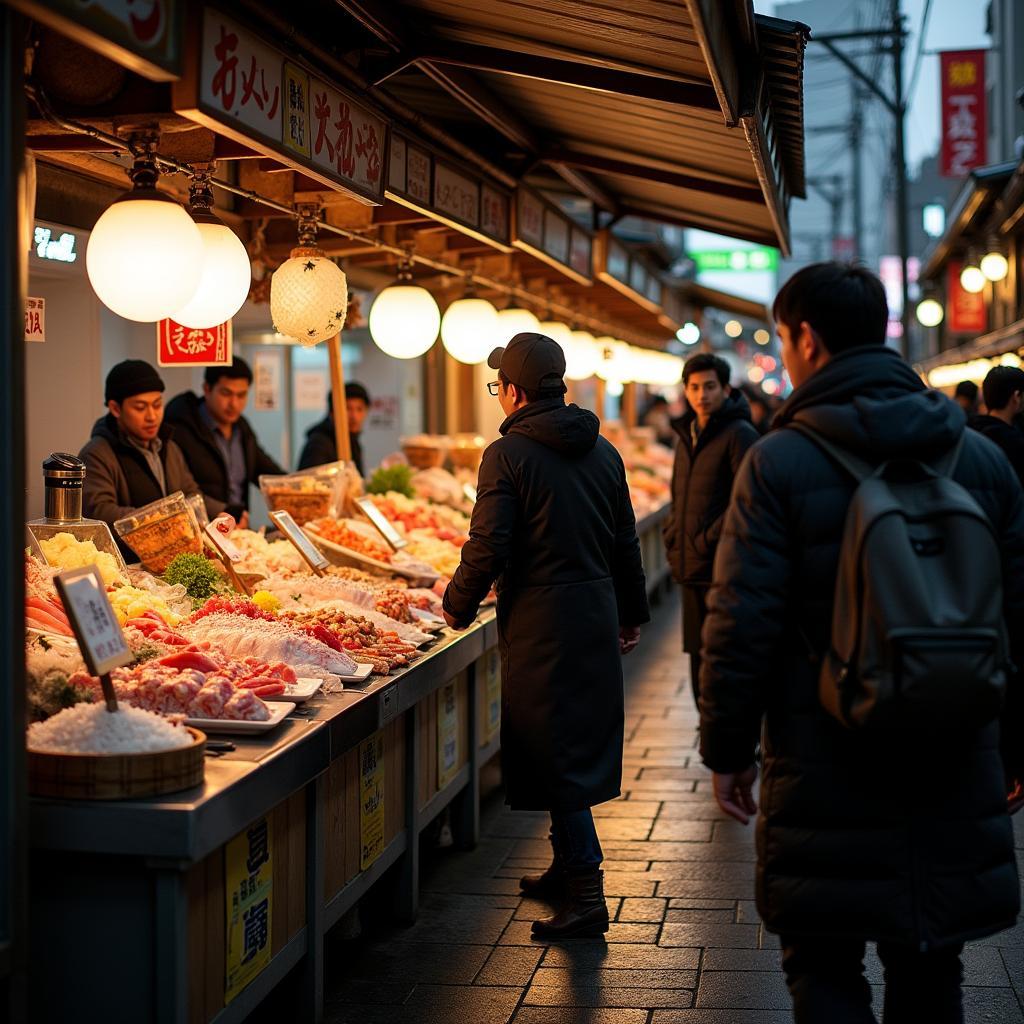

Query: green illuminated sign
left=689, top=248, right=779, bottom=272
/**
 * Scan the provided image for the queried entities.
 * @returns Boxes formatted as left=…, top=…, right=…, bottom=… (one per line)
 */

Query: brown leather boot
left=520, top=835, right=567, bottom=900
left=531, top=870, right=609, bottom=939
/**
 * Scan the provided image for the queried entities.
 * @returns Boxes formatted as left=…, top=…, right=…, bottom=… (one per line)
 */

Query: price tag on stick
left=355, top=496, right=407, bottom=551
left=269, top=509, right=329, bottom=576
left=54, top=566, right=133, bottom=712
left=204, top=519, right=251, bottom=596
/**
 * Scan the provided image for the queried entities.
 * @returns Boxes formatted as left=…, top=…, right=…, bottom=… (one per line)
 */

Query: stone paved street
left=321, top=591, right=1024, bottom=1023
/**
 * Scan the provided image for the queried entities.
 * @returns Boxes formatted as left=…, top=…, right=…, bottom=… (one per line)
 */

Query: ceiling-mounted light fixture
left=495, top=304, right=540, bottom=340
left=676, top=321, right=701, bottom=346
left=368, top=251, right=440, bottom=359
left=537, top=318, right=573, bottom=351
left=169, top=167, right=252, bottom=328
left=980, top=239, right=1009, bottom=282
left=86, top=133, right=204, bottom=322
left=441, top=280, right=498, bottom=364
left=724, top=319, right=743, bottom=338
left=270, top=206, right=348, bottom=347
left=960, top=249, right=986, bottom=294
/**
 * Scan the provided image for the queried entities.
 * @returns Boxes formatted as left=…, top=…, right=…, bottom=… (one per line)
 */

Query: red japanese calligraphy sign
left=947, top=260, right=987, bottom=335
left=157, top=319, right=232, bottom=367
left=940, top=50, right=986, bottom=178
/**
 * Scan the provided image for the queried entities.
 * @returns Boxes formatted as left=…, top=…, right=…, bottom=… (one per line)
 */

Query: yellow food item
left=39, top=532, right=123, bottom=586
left=251, top=590, right=281, bottom=615
left=107, top=584, right=182, bottom=627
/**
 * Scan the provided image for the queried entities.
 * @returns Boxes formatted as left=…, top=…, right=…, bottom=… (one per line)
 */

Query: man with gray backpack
left=699, top=262, right=1024, bottom=1024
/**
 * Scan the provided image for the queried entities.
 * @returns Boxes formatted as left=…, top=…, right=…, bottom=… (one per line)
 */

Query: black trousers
left=781, top=935, right=964, bottom=1024
left=681, top=585, right=708, bottom=713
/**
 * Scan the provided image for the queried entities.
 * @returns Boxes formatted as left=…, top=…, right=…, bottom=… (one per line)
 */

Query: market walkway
left=312, top=590, right=1024, bottom=1024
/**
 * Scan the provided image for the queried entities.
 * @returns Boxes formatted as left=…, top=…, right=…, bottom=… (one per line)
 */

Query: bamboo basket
left=28, top=726, right=207, bottom=800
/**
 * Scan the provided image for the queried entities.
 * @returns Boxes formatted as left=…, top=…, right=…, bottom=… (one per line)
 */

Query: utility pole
left=807, top=175, right=845, bottom=257
left=850, top=82, right=864, bottom=262
left=891, top=0, right=911, bottom=357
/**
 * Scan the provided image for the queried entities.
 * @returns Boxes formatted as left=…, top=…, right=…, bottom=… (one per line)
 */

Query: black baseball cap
left=487, top=333, right=567, bottom=393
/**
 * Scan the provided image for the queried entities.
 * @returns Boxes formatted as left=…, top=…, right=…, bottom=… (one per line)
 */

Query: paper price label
left=54, top=566, right=133, bottom=677
left=355, top=496, right=407, bottom=551
left=269, top=510, right=329, bottom=574
left=206, top=520, right=243, bottom=562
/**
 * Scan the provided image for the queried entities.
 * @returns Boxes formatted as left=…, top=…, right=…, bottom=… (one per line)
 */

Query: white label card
left=54, top=567, right=133, bottom=677
left=269, top=510, right=330, bottom=573
left=355, top=497, right=407, bottom=551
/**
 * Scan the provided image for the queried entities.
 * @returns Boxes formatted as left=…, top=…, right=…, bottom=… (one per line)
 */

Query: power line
left=906, top=0, right=934, bottom=107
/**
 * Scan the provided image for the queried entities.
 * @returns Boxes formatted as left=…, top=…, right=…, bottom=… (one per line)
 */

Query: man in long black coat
left=443, top=333, right=650, bottom=940
left=700, top=263, right=1024, bottom=1023
left=663, top=353, right=758, bottom=710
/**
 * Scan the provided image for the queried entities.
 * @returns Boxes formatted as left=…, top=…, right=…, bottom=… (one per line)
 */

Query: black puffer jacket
left=970, top=413, right=1024, bottom=488
left=296, top=416, right=364, bottom=477
left=700, top=346, right=1024, bottom=950
left=663, top=390, right=759, bottom=586
left=444, top=399, right=650, bottom=810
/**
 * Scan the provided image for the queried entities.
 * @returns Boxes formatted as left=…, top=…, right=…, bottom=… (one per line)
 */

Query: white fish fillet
left=180, top=613, right=358, bottom=676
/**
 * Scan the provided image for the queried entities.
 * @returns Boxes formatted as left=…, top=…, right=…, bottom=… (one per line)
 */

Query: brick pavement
left=321, top=590, right=1024, bottom=1024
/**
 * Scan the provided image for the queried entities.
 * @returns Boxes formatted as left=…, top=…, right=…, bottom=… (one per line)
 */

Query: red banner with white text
left=940, top=50, right=987, bottom=178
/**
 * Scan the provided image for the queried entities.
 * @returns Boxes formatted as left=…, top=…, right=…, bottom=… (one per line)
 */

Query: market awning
left=336, top=0, right=808, bottom=254
left=680, top=282, right=769, bottom=323
left=920, top=161, right=1018, bottom=280
left=915, top=317, right=1024, bottom=375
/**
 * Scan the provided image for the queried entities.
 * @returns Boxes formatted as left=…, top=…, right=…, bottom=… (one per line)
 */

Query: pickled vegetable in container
left=114, top=491, right=203, bottom=574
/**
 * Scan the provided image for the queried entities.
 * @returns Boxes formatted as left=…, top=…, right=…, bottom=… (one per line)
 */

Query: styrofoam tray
left=185, top=700, right=295, bottom=734
left=338, top=663, right=373, bottom=683
left=263, top=678, right=323, bottom=703
left=303, top=524, right=440, bottom=583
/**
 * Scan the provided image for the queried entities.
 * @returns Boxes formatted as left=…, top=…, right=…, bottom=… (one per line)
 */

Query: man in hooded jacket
left=663, top=352, right=758, bottom=711
left=700, top=263, right=1024, bottom=1023
left=443, top=332, right=650, bottom=940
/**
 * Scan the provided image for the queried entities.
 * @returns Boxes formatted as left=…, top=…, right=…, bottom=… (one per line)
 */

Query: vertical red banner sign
left=940, top=50, right=987, bottom=178
left=947, top=261, right=987, bottom=335
left=156, top=319, right=233, bottom=366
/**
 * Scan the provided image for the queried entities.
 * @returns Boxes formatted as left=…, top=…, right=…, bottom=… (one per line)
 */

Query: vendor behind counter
left=79, top=359, right=221, bottom=556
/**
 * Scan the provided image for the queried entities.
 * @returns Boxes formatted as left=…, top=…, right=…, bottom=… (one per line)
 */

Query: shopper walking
left=970, top=365, right=1024, bottom=486
left=663, top=353, right=758, bottom=711
left=443, top=332, right=650, bottom=939
left=699, top=263, right=1024, bottom=1024
left=297, top=382, right=371, bottom=475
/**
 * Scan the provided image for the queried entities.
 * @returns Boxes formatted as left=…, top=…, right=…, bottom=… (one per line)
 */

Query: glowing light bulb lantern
left=86, top=137, right=204, bottom=322
left=369, top=257, right=440, bottom=359
left=677, top=321, right=701, bottom=346
left=981, top=248, right=1009, bottom=282
left=170, top=173, right=252, bottom=328
left=564, top=330, right=600, bottom=381
left=916, top=297, right=944, bottom=328
left=724, top=319, right=743, bottom=338
left=441, top=292, right=498, bottom=364
left=960, top=260, right=986, bottom=295
left=595, top=337, right=632, bottom=383
left=271, top=209, right=348, bottom=347
left=496, top=306, right=540, bottom=341
left=538, top=320, right=573, bottom=351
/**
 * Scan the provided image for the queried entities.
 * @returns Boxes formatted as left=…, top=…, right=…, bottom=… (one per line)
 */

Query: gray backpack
left=791, top=423, right=1010, bottom=731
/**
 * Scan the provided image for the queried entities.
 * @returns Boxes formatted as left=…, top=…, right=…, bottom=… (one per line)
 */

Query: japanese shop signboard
left=225, top=817, right=273, bottom=1004
left=156, top=318, right=232, bottom=367
left=177, top=8, right=386, bottom=204
left=940, top=50, right=987, bottom=178
left=513, top=185, right=593, bottom=285
left=594, top=230, right=664, bottom=315
left=386, top=132, right=512, bottom=251
left=947, top=260, right=987, bottom=334
left=10, top=0, right=182, bottom=80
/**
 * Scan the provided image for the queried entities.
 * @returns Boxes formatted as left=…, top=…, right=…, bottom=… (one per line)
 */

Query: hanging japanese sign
left=386, top=132, right=512, bottom=250
left=513, top=185, right=593, bottom=285
left=10, top=0, right=183, bottom=80
left=947, top=260, right=987, bottom=334
left=359, top=732, right=385, bottom=871
left=595, top=231, right=664, bottom=315
left=25, top=297, right=45, bottom=343
left=176, top=8, right=386, bottom=204
left=940, top=50, right=987, bottom=178
left=225, top=817, right=273, bottom=1004
left=156, top=318, right=232, bottom=366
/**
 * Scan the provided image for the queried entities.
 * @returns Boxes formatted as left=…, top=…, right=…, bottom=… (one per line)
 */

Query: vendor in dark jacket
left=80, top=360, right=221, bottom=558
left=971, top=365, right=1024, bottom=486
left=165, top=357, right=283, bottom=526
left=700, top=262, right=1024, bottom=1024
left=663, top=353, right=758, bottom=711
left=443, top=333, right=649, bottom=940
left=297, top=382, right=370, bottom=476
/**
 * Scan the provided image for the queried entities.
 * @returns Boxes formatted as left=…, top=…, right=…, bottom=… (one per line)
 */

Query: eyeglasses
left=486, top=380, right=501, bottom=397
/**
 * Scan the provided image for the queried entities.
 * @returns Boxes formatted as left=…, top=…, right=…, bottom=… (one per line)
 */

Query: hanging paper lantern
left=369, top=283, right=440, bottom=359
left=441, top=296, right=499, bottom=364
left=271, top=250, right=348, bottom=347
left=563, top=330, right=601, bottom=381
left=495, top=306, right=540, bottom=341
left=86, top=146, right=203, bottom=323
left=169, top=177, right=251, bottom=328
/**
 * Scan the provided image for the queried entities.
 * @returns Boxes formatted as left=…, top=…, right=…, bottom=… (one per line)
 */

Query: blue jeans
left=549, top=808, right=603, bottom=873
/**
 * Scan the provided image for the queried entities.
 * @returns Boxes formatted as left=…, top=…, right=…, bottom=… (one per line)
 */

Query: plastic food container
left=447, top=434, right=486, bottom=471
left=259, top=471, right=335, bottom=525
left=29, top=520, right=129, bottom=585
left=401, top=435, right=448, bottom=470
left=114, top=491, right=203, bottom=574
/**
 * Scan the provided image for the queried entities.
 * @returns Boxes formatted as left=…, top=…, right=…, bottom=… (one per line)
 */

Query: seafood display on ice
left=28, top=702, right=193, bottom=754
left=280, top=608, right=419, bottom=675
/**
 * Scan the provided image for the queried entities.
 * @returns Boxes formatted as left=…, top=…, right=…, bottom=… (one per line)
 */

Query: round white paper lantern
left=271, top=249, right=348, bottom=346
left=495, top=306, right=540, bottom=341
left=981, top=250, right=1009, bottom=282
left=563, top=331, right=601, bottom=381
left=87, top=192, right=204, bottom=323
left=595, top=337, right=632, bottom=382
left=537, top=320, right=573, bottom=351
left=441, top=297, right=499, bottom=364
left=960, top=263, right=986, bottom=294
left=916, top=297, right=944, bottom=328
left=170, top=216, right=251, bottom=328
left=369, top=284, right=440, bottom=359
